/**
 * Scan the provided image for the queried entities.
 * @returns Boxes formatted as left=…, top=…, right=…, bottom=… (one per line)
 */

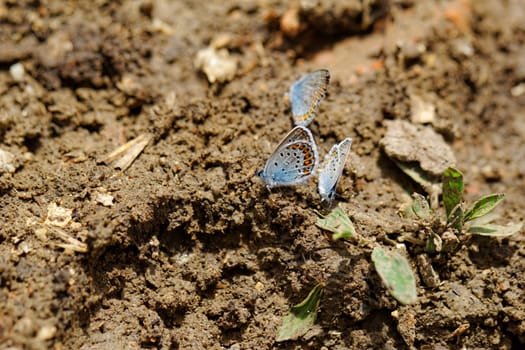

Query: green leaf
left=464, top=193, right=505, bottom=222
left=467, top=222, right=522, bottom=237
left=276, top=284, right=324, bottom=342
left=411, top=193, right=431, bottom=221
left=442, top=167, right=464, bottom=220
left=316, top=205, right=356, bottom=241
left=371, top=247, right=417, bottom=305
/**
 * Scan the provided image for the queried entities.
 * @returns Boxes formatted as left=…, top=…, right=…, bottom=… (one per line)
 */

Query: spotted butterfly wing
left=318, top=137, right=353, bottom=201
left=259, top=126, right=319, bottom=188
left=290, top=69, right=330, bottom=126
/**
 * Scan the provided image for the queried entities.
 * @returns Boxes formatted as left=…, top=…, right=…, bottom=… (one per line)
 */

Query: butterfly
left=258, top=126, right=319, bottom=188
left=289, top=69, right=330, bottom=127
left=318, top=137, right=353, bottom=201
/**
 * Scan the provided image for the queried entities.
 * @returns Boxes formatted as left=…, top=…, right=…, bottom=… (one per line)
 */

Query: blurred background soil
left=1, top=0, right=524, bottom=349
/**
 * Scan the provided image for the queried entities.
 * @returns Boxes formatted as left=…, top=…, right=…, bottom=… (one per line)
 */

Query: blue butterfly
left=258, top=126, right=319, bottom=188
left=318, top=138, right=353, bottom=201
left=289, top=69, right=330, bottom=126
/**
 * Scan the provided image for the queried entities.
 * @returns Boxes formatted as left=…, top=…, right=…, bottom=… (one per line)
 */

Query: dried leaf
left=103, top=133, right=152, bottom=171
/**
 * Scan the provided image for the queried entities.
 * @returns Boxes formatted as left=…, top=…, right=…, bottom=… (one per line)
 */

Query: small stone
left=45, top=203, right=73, bottom=228
left=194, top=47, right=237, bottom=83
left=36, top=325, right=57, bottom=340
left=22, top=152, right=34, bottom=162
left=281, top=6, right=301, bottom=38
left=511, top=83, right=525, bottom=97
left=9, top=62, right=25, bottom=82
left=0, top=148, right=16, bottom=174
left=480, top=165, right=502, bottom=182
left=399, top=41, right=426, bottom=61
left=21, top=243, right=32, bottom=254
left=410, top=94, right=435, bottom=124
left=94, top=188, right=115, bottom=207
left=451, top=37, right=474, bottom=57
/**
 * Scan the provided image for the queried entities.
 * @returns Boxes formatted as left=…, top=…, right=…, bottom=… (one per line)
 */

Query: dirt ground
left=1, top=0, right=524, bottom=349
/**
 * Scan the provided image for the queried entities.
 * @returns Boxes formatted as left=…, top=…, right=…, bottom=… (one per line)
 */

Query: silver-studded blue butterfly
left=318, top=137, right=353, bottom=201
left=289, top=69, right=330, bottom=126
left=258, top=126, right=319, bottom=188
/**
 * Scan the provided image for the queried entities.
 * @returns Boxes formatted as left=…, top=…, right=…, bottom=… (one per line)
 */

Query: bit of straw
left=103, top=133, right=153, bottom=171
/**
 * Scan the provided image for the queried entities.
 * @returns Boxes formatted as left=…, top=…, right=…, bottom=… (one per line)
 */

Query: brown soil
left=1, top=0, right=524, bottom=349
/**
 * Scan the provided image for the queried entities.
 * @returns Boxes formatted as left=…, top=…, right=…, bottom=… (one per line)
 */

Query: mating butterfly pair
left=258, top=70, right=352, bottom=201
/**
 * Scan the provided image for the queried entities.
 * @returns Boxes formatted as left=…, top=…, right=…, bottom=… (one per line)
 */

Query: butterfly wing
left=318, top=137, right=352, bottom=201
left=290, top=69, right=330, bottom=126
left=274, top=125, right=312, bottom=146
left=260, top=126, right=319, bottom=188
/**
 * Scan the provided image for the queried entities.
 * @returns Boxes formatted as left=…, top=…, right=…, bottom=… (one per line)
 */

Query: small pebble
left=410, top=94, right=436, bottom=124
left=481, top=165, right=502, bottom=182
left=398, top=40, right=426, bottom=61
left=451, top=37, right=474, bottom=57
left=510, top=83, right=525, bottom=97
left=95, top=192, right=115, bottom=207
left=194, top=47, right=237, bottom=83
left=281, top=6, right=300, bottom=38
left=9, top=62, right=25, bottom=82
left=36, top=325, right=57, bottom=340
left=0, top=148, right=16, bottom=174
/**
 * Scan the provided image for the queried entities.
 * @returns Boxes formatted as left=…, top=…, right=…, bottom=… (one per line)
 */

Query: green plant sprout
left=276, top=283, right=324, bottom=342
left=408, top=167, right=523, bottom=252
left=441, top=167, right=521, bottom=236
left=315, top=205, right=356, bottom=241
left=371, top=246, right=417, bottom=305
